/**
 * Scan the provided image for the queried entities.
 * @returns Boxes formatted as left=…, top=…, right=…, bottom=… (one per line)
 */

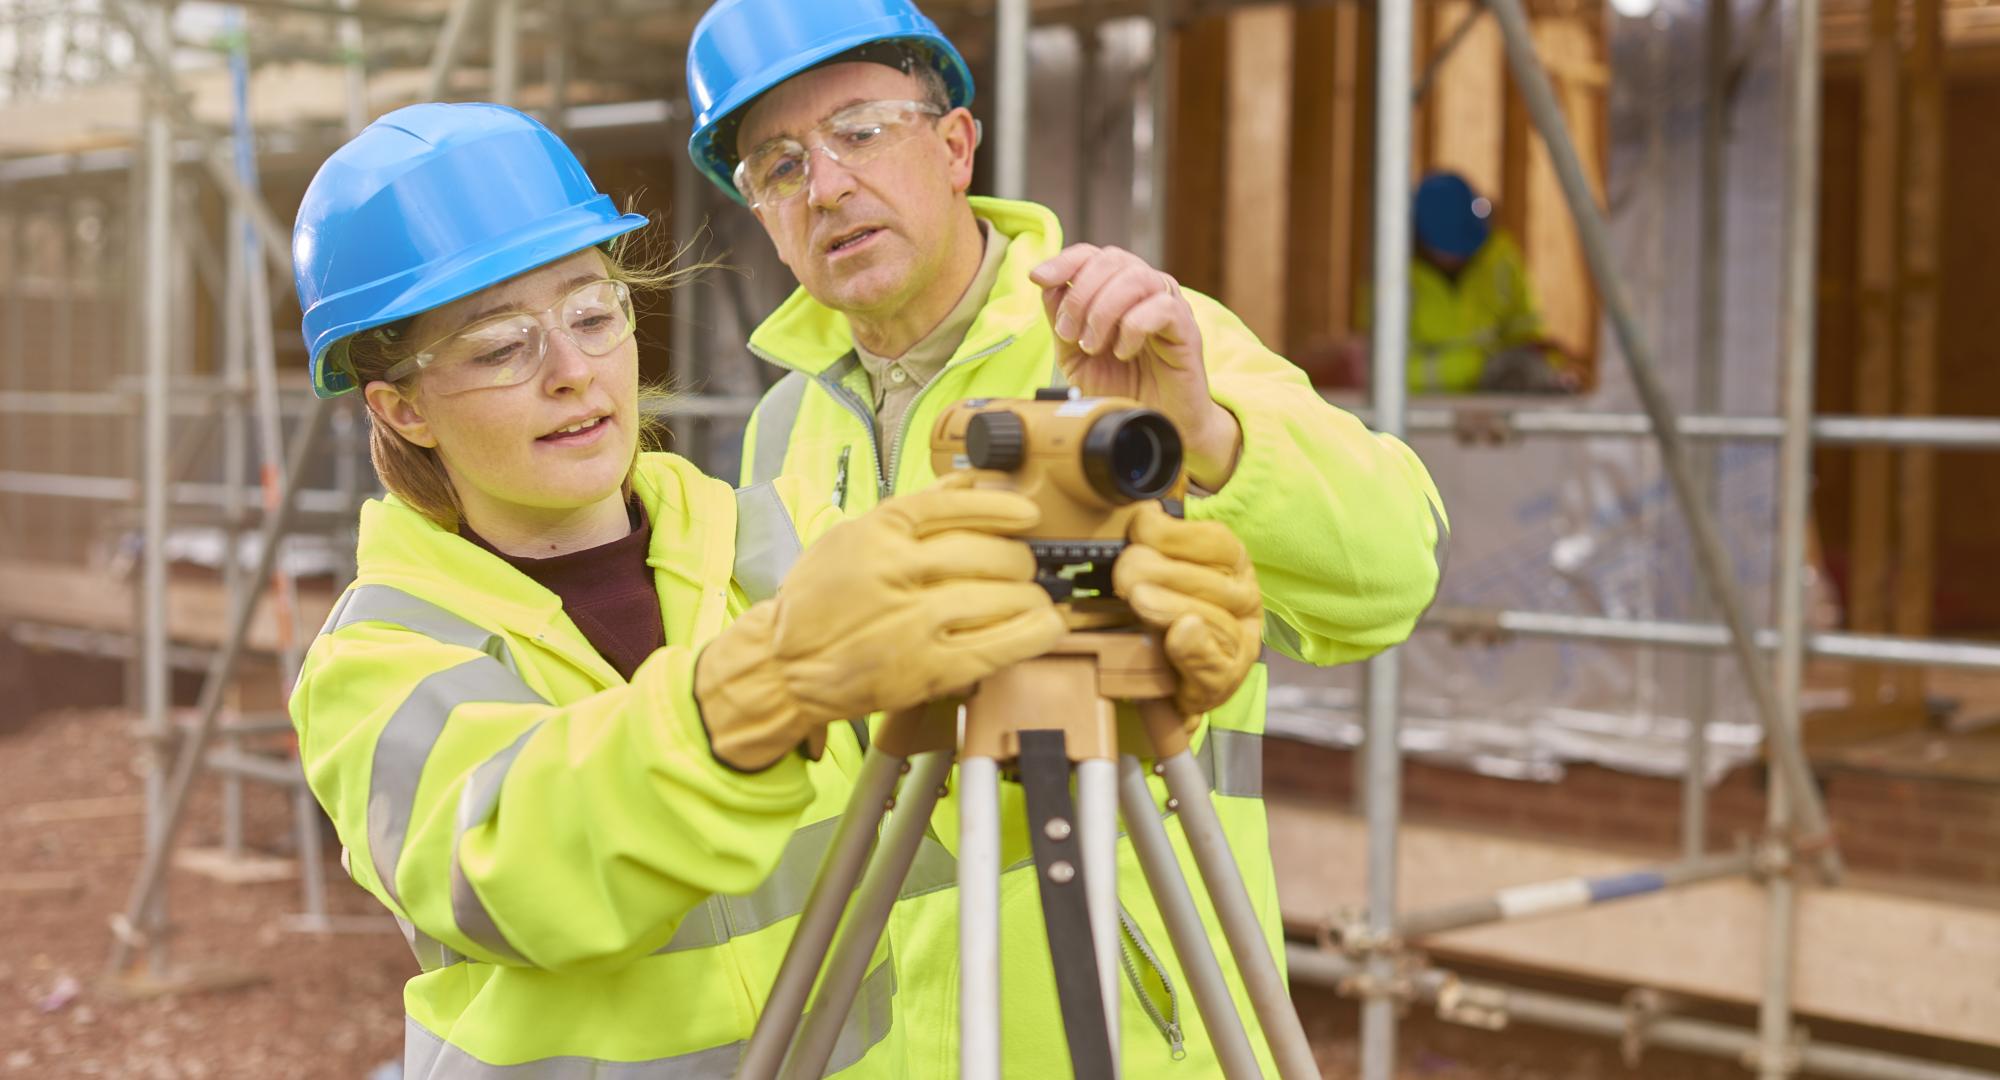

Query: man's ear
left=363, top=380, right=438, bottom=449
left=941, top=108, right=979, bottom=195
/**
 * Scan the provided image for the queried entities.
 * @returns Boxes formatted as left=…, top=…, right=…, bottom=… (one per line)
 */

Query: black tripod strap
left=1019, top=729, right=1116, bottom=1079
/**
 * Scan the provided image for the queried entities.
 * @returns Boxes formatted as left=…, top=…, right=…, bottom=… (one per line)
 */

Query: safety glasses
left=385, top=279, right=634, bottom=396
left=733, top=99, right=946, bottom=209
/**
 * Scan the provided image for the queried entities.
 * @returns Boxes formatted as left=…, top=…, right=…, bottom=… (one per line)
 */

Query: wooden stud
left=1894, top=0, right=1945, bottom=708
left=1847, top=0, right=1902, bottom=711
left=1220, top=3, right=1296, bottom=348
left=1164, top=10, right=1230, bottom=299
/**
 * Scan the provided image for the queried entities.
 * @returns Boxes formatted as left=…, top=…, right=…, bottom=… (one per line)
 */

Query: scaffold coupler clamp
left=1619, top=986, right=1689, bottom=1067
left=1741, top=1024, right=1809, bottom=1077
left=1450, top=406, right=1516, bottom=447
left=1435, top=972, right=1508, bottom=1031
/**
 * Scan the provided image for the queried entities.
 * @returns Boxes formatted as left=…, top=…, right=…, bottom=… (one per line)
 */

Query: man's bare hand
left=1029, top=244, right=1242, bottom=489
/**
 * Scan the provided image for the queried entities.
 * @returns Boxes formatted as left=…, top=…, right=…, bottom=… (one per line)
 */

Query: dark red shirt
left=464, top=499, right=664, bottom=681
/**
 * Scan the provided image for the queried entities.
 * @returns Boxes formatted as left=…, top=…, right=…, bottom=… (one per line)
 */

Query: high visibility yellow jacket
left=1407, top=229, right=1547, bottom=393
left=741, top=197, right=1448, bottom=1076
left=291, top=453, right=900, bottom=1076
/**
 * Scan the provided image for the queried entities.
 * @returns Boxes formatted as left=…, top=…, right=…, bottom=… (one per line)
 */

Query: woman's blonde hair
left=342, top=228, right=703, bottom=531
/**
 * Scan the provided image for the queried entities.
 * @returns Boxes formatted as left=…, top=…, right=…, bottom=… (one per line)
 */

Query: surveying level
left=735, top=395, right=1319, bottom=1080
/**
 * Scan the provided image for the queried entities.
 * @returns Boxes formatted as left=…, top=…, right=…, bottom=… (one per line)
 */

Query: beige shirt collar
left=853, top=220, right=1011, bottom=401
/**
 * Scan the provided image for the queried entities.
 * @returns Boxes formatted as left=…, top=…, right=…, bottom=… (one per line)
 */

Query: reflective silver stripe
left=1204, top=727, right=1263, bottom=799
left=396, top=914, right=464, bottom=973
left=402, top=958, right=897, bottom=1078
left=448, top=726, right=541, bottom=965
left=1264, top=611, right=1310, bottom=663
left=657, top=896, right=730, bottom=953
left=895, top=833, right=960, bottom=899
left=720, top=815, right=839, bottom=933
left=749, top=370, right=810, bottom=486
left=367, top=657, right=545, bottom=909
left=653, top=816, right=842, bottom=955
left=326, top=583, right=529, bottom=680
left=732, top=482, right=801, bottom=604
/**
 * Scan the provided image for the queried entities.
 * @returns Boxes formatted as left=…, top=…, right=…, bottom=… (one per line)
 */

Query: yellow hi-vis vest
left=740, top=196, right=1450, bottom=1077
left=293, top=453, right=908, bottom=1076
left=1407, top=229, right=1549, bottom=393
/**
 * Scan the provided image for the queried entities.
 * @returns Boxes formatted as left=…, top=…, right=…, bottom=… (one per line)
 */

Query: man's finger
left=1029, top=243, right=1100, bottom=288
left=1077, top=269, right=1161, bottom=355
left=1051, top=249, right=1138, bottom=343
left=1111, top=292, right=1182, bottom=362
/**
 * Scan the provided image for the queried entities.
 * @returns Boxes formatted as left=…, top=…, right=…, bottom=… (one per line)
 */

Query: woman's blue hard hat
left=293, top=102, right=648, bottom=398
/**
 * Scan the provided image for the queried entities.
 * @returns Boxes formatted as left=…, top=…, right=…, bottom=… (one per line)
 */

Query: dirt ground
left=3, top=700, right=1746, bottom=1080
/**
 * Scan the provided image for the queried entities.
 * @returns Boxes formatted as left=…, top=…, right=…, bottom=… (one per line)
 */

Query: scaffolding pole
left=137, top=0, right=176, bottom=978
left=1684, top=0, right=1734, bottom=861
left=1484, top=0, right=1838, bottom=880
left=1362, top=0, right=1413, bottom=1075
left=1424, top=606, right=2000, bottom=672
left=995, top=0, right=1029, bottom=198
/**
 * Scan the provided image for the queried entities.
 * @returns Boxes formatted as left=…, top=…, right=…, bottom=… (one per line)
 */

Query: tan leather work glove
left=694, top=479, right=1068, bottom=771
left=1113, top=502, right=1263, bottom=721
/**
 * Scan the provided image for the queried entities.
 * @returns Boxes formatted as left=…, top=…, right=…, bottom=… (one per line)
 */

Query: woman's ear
left=363, top=380, right=438, bottom=449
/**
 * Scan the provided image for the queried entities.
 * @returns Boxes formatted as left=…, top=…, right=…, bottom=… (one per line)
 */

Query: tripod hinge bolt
left=1153, top=762, right=1167, bottom=777
left=1048, top=860, right=1077, bottom=884
left=1044, top=818, right=1073, bottom=842
left=1165, top=797, right=1181, bottom=812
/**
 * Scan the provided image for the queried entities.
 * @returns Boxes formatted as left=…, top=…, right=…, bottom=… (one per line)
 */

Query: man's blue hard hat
left=1413, top=171, right=1493, bottom=260
left=293, top=102, right=648, bottom=398
left=685, top=0, right=974, bottom=204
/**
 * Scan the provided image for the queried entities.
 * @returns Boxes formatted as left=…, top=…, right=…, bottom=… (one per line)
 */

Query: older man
left=686, top=0, right=1448, bottom=1075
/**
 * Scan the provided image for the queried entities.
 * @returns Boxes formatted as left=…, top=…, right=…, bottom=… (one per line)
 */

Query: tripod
left=735, top=601, right=1320, bottom=1080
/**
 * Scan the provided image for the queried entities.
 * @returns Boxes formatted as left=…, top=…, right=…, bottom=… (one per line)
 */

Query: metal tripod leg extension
left=779, top=749, right=954, bottom=1079
left=737, top=708, right=937, bottom=1080
left=1117, top=750, right=1262, bottom=1080
left=1157, top=736, right=1320, bottom=1080
left=959, top=749, right=1003, bottom=1080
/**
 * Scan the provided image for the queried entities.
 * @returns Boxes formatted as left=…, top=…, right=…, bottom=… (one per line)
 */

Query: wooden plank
left=0, top=558, right=336, bottom=654
left=1165, top=11, right=1232, bottom=299
left=1847, top=0, right=1902, bottom=710
left=1894, top=0, right=1945, bottom=706
left=1326, top=2, right=1362, bottom=338
left=1220, top=3, right=1296, bottom=348
left=1425, top=0, right=1506, bottom=196
left=1520, top=16, right=1601, bottom=365
left=1270, top=799, right=2000, bottom=1047
left=1287, top=5, right=1339, bottom=357
left=8, top=794, right=146, bottom=825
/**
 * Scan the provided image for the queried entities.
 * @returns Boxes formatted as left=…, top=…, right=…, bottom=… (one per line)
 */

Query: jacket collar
left=349, top=454, right=733, bottom=683
left=747, top=196, right=1064, bottom=377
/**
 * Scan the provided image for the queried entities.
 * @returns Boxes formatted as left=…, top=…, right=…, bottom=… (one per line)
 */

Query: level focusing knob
left=966, top=411, right=1026, bottom=471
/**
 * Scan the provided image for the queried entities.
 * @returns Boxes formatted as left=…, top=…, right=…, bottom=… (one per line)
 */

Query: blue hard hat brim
left=307, top=202, right=647, bottom=398
left=1416, top=219, right=1490, bottom=260
left=687, top=20, right=973, bottom=204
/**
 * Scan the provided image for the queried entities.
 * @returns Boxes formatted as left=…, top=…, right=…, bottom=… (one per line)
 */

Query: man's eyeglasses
left=384, top=279, right=634, bottom=396
left=733, top=99, right=946, bottom=209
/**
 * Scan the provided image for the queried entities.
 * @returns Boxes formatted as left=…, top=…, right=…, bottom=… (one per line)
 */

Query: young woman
left=288, top=101, right=1066, bottom=1075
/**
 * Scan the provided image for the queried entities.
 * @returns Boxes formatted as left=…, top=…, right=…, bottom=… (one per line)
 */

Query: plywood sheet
left=0, top=558, right=334, bottom=654
left=1270, top=797, right=2000, bottom=1046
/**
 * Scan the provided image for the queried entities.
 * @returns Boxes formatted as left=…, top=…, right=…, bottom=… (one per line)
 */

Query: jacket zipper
left=749, top=344, right=884, bottom=504
left=880, top=336, right=1015, bottom=495
left=751, top=336, right=1016, bottom=503
left=1118, top=905, right=1186, bottom=1060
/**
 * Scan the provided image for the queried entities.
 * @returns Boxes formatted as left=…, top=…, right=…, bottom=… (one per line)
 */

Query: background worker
left=286, top=102, right=1076, bottom=1076
left=685, top=0, right=1450, bottom=1072
left=1330, top=171, right=1575, bottom=394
